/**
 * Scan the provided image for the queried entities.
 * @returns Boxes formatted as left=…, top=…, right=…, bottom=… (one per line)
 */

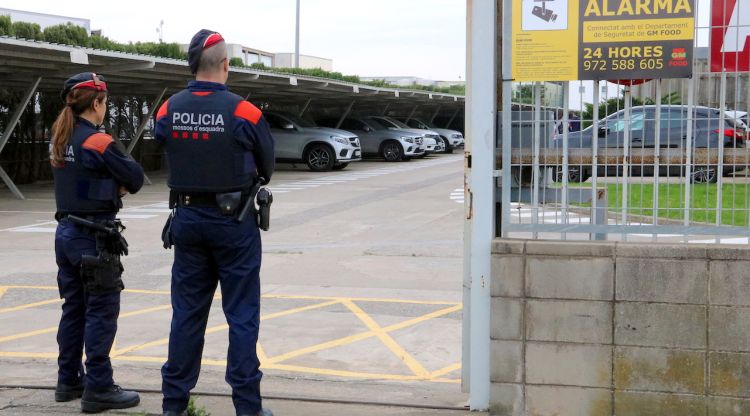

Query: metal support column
left=463, top=0, right=496, bottom=410
left=298, top=98, right=312, bottom=117
left=429, top=105, right=443, bottom=124
left=405, top=105, right=419, bottom=122
left=381, top=102, right=391, bottom=116
left=0, top=76, right=41, bottom=199
left=126, top=88, right=167, bottom=186
left=335, top=100, right=355, bottom=129
left=446, top=107, right=461, bottom=129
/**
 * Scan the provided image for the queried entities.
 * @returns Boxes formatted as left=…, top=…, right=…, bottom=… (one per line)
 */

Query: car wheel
left=553, top=166, right=590, bottom=183
left=441, top=137, right=454, bottom=154
left=692, top=166, right=718, bottom=184
left=305, top=144, right=336, bottom=172
left=381, top=141, right=404, bottom=162
left=332, top=163, right=349, bottom=171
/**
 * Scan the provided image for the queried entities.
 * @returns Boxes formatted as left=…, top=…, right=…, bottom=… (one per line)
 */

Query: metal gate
left=497, top=0, right=750, bottom=243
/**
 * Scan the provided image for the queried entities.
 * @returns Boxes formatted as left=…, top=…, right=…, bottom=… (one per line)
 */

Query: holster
left=81, top=250, right=124, bottom=295
left=162, top=212, right=174, bottom=249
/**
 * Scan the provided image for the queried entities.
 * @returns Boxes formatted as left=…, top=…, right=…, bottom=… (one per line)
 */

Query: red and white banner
left=711, top=0, right=750, bottom=72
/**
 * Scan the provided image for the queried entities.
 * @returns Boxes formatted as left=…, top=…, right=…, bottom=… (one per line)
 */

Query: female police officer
left=50, top=72, right=143, bottom=413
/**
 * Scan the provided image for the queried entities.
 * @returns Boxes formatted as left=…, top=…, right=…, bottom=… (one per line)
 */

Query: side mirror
left=598, top=126, right=609, bottom=137
left=362, top=126, right=372, bottom=133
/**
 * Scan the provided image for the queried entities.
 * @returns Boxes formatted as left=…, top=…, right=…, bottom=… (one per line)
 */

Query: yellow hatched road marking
left=0, top=298, right=62, bottom=314
left=0, top=287, right=7, bottom=300
left=111, top=300, right=340, bottom=357
left=0, top=303, right=172, bottom=345
left=265, top=303, right=462, bottom=365
left=342, top=299, right=429, bottom=378
left=429, top=362, right=461, bottom=379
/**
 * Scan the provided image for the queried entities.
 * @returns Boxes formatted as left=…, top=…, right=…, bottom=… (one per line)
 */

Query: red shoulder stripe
left=234, top=100, right=262, bottom=125
left=156, top=99, right=169, bottom=120
left=82, top=133, right=114, bottom=155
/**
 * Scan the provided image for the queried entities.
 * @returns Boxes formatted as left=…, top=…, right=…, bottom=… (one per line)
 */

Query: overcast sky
left=1, top=0, right=467, bottom=81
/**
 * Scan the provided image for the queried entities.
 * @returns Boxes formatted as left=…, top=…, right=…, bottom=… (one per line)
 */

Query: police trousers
left=55, top=217, right=120, bottom=389
left=161, top=206, right=263, bottom=414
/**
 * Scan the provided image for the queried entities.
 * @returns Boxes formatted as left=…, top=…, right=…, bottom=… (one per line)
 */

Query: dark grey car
left=551, top=105, right=748, bottom=183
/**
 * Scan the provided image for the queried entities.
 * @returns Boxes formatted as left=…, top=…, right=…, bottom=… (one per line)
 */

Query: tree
left=42, top=23, right=88, bottom=46
left=229, top=57, right=245, bottom=67
left=11, top=21, right=42, bottom=40
left=0, top=15, right=12, bottom=36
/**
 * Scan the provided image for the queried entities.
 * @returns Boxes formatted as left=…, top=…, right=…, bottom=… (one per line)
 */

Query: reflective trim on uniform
left=82, top=133, right=114, bottom=155
left=156, top=99, right=170, bottom=121
left=234, top=101, right=262, bottom=125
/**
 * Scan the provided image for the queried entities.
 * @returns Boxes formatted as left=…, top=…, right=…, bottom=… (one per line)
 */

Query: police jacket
left=53, top=118, right=145, bottom=215
left=154, top=81, right=275, bottom=193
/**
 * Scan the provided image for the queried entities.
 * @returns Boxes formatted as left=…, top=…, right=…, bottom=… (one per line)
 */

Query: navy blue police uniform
left=52, top=74, right=144, bottom=395
left=154, top=30, right=275, bottom=416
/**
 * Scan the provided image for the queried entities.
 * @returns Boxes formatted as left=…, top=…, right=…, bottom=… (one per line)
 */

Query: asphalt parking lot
left=0, top=154, right=468, bottom=413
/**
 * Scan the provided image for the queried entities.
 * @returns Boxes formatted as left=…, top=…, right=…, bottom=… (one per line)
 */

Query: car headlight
left=401, top=136, right=414, bottom=144
left=451, top=134, right=462, bottom=139
left=332, top=136, right=349, bottom=145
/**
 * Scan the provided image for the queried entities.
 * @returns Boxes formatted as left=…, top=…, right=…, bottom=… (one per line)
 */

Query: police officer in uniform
left=154, top=30, right=275, bottom=416
left=51, top=73, right=144, bottom=413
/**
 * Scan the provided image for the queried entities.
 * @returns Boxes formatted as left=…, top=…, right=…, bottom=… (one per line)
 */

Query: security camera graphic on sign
left=532, top=0, right=557, bottom=22
left=522, top=0, right=568, bottom=31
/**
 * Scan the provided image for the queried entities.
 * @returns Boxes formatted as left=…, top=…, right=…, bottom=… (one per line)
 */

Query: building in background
left=225, top=43, right=275, bottom=67
left=0, top=7, right=90, bottom=32
left=273, top=53, right=332, bottom=71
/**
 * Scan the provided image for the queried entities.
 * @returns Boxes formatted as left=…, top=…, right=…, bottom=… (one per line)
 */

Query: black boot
left=80, top=385, right=140, bottom=413
left=54, top=382, right=84, bottom=402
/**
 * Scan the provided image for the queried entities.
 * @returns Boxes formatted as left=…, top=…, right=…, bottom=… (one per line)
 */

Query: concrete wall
left=490, top=239, right=750, bottom=416
left=273, top=53, right=333, bottom=71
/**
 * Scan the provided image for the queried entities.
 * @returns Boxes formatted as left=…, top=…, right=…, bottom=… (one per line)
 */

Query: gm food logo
left=711, top=0, right=750, bottom=72
left=669, top=47, right=688, bottom=66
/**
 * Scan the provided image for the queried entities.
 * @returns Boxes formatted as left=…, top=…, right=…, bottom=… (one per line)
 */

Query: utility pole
left=294, top=0, right=300, bottom=68
left=156, top=20, right=164, bottom=43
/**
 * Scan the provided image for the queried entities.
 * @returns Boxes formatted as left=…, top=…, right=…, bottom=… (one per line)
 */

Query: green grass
left=187, top=398, right=211, bottom=416
left=581, top=183, right=750, bottom=226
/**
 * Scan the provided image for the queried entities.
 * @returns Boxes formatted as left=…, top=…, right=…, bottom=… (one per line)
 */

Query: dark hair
left=50, top=89, right=107, bottom=166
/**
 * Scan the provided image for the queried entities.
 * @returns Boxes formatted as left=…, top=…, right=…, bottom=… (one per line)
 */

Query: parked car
left=365, top=116, right=443, bottom=155
left=550, top=105, right=748, bottom=183
left=727, top=110, right=749, bottom=133
left=316, top=116, right=425, bottom=161
left=264, top=111, right=361, bottom=172
left=396, top=117, right=465, bottom=153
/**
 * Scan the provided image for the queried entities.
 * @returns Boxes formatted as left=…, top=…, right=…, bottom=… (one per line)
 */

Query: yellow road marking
left=265, top=303, right=462, bottom=365
left=0, top=287, right=7, bottom=300
left=0, top=298, right=62, bottom=314
left=0, top=303, right=172, bottom=345
left=429, top=362, right=461, bottom=379
left=0, top=350, right=462, bottom=383
left=0, top=351, right=58, bottom=359
left=257, top=342, right=268, bottom=363
left=0, top=327, right=57, bottom=344
left=2, top=286, right=461, bottom=306
left=342, top=299, right=429, bottom=378
left=112, top=300, right=340, bottom=357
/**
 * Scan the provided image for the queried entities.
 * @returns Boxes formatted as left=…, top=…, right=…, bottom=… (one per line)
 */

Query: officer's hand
left=258, top=176, right=269, bottom=186
left=119, top=186, right=129, bottom=197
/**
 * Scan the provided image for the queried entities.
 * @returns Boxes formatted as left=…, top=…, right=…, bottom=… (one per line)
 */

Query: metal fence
left=498, top=0, right=750, bottom=243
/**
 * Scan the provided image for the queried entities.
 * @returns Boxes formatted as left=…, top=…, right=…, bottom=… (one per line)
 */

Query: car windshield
left=371, top=116, right=410, bottom=129
left=362, top=118, right=389, bottom=130
left=279, top=113, right=317, bottom=128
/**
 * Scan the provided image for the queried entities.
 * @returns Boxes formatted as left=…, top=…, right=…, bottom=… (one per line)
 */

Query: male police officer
left=154, top=30, right=274, bottom=416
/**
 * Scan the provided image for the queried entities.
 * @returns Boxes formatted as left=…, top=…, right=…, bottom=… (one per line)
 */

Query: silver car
left=316, top=116, right=425, bottom=162
left=265, top=111, right=361, bottom=171
left=367, top=116, right=444, bottom=155
left=398, top=117, right=465, bottom=153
